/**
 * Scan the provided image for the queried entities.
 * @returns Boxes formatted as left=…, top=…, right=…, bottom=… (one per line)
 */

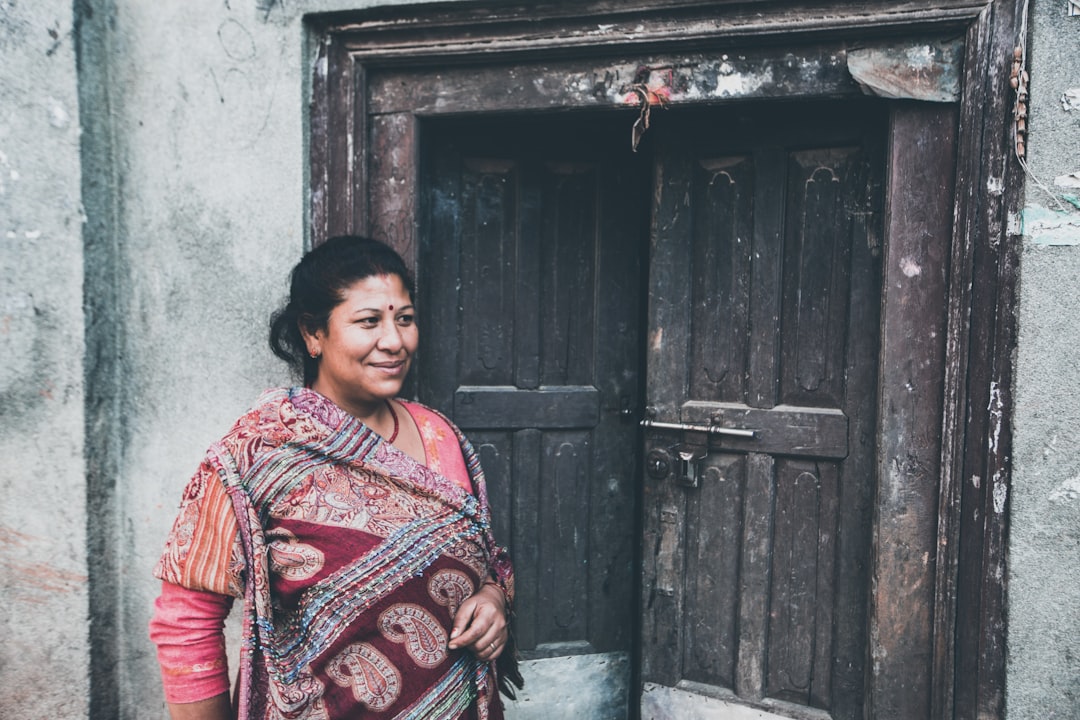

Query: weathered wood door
left=419, top=113, right=651, bottom=715
left=639, top=102, right=886, bottom=719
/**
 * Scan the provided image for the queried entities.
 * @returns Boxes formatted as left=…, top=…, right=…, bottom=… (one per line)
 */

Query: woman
left=150, top=236, right=520, bottom=719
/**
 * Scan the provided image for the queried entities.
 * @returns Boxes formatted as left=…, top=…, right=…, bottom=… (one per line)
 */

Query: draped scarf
left=157, top=387, right=515, bottom=720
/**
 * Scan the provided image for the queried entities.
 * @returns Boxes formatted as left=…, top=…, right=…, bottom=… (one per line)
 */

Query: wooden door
left=419, top=113, right=651, bottom=716
left=639, top=101, right=886, bottom=719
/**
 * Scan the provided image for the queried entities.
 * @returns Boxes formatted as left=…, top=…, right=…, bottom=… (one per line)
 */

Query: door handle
left=640, top=418, right=757, bottom=439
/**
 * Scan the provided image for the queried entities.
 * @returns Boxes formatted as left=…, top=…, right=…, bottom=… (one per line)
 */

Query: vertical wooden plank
left=735, top=452, right=776, bottom=701
left=766, top=460, right=829, bottom=707
left=589, top=146, right=648, bottom=654
left=511, top=428, right=541, bottom=650
left=310, top=40, right=358, bottom=243
left=540, top=432, right=592, bottom=643
left=810, top=461, right=839, bottom=711
left=417, top=133, right=462, bottom=413
left=515, top=162, right=542, bottom=391
left=867, top=102, right=955, bottom=719
left=781, top=148, right=857, bottom=408
left=682, top=454, right=745, bottom=690
left=308, top=34, right=331, bottom=245
left=748, top=147, right=785, bottom=409
left=689, top=156, right=753, bottom=403
left=459, top=158, right=517, bottom=387
left=832, top=111, right=884, bottom=720
left=645, top=151, right=693, bottom=423
left=640, top=472, right=687, bottom=686
left=641, top=148, right=694, bottom=684
left=540, top=164, right=597, bottom=387
left=475, top=433, right=513, bottom=568
left=941, top=7, right=1021, bottom=720
left=938, top=22, right=993, bottom=718
left=369, top=112, right=417, bottom=264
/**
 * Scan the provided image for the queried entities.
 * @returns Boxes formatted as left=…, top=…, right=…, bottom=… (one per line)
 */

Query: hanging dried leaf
left=628, top=83, right=668, bottom=152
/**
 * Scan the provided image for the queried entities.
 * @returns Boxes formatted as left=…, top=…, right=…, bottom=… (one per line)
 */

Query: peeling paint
left=1048, top=475, right=1080, bottom=503
left=847, top=38, right=962, bottom=102
left=900, top=256, right=922, bottom=278
left=47, top=97, right=69, bottom=129
left=713, top=68, right=769, bottom=97
left=1063, top=88, right=1080, bottom=110
left=992, top=474, right=1008, bottom=515
left=1054, top=171, right=1080, bottom=189
left=1023, top=204, right=1080, bottom=245
left=988, top=381, right=1003, bottom=457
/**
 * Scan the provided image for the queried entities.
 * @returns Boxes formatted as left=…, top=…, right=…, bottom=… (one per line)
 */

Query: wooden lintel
left=323, top=1, right=987, bottom=62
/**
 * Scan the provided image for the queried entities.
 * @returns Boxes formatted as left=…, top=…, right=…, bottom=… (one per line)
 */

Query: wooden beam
left=868, top=101, right=957, bottom=719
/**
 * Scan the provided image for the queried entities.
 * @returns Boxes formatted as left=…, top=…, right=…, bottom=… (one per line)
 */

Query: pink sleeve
left=148, top=580, right=233, bottom=704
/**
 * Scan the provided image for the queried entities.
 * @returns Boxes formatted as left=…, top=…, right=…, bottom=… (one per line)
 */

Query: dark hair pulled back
left=269, top=235, right=416, bottom=385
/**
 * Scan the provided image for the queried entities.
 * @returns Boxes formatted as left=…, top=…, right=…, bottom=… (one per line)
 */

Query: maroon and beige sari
left=154, top=387, right=516, bottom=719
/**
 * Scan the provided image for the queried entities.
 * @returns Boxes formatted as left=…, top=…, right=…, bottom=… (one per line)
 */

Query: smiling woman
left=149, top=236, right=521, bottom=720
left=300, top=275, right=418, bottom=444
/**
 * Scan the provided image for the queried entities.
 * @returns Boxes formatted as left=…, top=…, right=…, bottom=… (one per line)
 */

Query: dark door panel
left=420, top=113, right=651, bottom=663
left=640, top=101, right=886, bottom=719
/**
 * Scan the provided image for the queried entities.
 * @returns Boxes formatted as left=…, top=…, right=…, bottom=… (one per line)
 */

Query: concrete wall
left=73, top=1, right=417, bottom=715
left=1007, top=1, right=1080, bottom=717
left=0, top=0, right=1077, bottom=717
left=0, top=0, right=89, bottom=717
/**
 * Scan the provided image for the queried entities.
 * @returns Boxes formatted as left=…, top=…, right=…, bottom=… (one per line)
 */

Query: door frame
left=308, top=2, right=1023, bottom=717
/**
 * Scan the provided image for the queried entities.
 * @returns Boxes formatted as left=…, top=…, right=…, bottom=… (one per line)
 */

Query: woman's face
left=303, top=274, right=418, bottom=417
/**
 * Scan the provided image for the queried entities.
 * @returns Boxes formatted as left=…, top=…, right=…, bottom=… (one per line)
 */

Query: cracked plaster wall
left=1008, top=0, right=1080, bottom=717
left=0, top=0, right=89, bottom=716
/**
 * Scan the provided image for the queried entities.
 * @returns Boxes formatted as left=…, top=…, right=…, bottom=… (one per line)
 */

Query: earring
left=309, top=349, right=321, bottom=359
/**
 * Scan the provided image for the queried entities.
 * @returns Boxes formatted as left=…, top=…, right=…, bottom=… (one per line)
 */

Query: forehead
left=337, top=274, right=411, bottom=306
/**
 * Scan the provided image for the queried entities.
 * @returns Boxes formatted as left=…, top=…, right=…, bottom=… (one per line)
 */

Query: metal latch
left=641, top=416, right=757, bottom=488
left=640, top=418, right=756, bottom=438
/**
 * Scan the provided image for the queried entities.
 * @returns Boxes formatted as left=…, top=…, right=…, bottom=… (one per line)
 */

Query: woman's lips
left=371, top=359, right=408, bottom=374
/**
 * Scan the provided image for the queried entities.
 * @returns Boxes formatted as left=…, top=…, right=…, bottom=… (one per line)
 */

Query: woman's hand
left=447, top=583, right=508, bottom=661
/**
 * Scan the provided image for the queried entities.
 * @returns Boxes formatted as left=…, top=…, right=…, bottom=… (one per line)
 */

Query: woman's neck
left=308, top=382, right=396, bottom=438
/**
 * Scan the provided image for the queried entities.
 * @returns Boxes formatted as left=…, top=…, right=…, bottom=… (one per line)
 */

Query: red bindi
left=388, top=304, right=394, bottom=311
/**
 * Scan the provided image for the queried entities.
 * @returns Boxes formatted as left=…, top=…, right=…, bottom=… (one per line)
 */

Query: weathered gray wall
left=1007, top=1, right=1080, bottom=717
left=2, top=0, right=1079, bottom=718
left=0, top=0, right=89, bottom=717
left=72, top=1, right=427, bottom=717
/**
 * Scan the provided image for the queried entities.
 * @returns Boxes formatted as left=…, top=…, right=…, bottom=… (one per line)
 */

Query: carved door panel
left=639, top=102, right=886, bottom=719
left=420, top=113, right=651, bottom=716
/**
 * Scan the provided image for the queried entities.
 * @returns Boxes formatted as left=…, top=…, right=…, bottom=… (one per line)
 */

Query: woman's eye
left=357, top=317, right=379, bottom=327
left=397, top=314, right=415, bottom=326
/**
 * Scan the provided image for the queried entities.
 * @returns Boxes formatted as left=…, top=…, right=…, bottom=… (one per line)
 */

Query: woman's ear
left=298, top=315, right=323, bottom=359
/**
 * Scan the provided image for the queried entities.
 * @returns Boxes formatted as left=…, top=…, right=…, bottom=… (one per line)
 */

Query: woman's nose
left=376, top=321, right=404, bottom=351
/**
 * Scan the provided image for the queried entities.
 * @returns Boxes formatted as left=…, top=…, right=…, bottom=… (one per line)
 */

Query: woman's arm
left=166, top=693, right=232, bottom=720
left=149, top=581, right=233, bottom=711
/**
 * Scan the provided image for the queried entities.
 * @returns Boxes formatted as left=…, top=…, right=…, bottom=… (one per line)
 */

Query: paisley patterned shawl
left=161, top=387, right=513, bottom=720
